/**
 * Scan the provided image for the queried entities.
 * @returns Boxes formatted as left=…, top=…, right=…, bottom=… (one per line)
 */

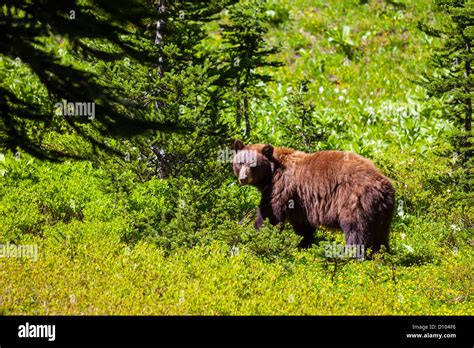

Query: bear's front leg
left=254, top=203, right=286, bottom=231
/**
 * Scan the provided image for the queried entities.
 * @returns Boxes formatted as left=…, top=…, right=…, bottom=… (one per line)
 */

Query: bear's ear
left=234, top=139, right=245, bottom=152
left=262, top=144, right=274, bottom=159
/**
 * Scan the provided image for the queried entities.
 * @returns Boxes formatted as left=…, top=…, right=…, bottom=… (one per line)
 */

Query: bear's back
left=279, top=150, right=386, bottom=182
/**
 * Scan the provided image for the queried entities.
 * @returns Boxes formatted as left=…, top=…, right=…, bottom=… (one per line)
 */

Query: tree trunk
left=244, top=95, right=250, bottom=137
left=235, top=76, right=241, bottom=129
left=156, top=0, right=166, bottom=77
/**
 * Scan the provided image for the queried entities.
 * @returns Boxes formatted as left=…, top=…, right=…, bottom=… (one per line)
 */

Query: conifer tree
left=220, top=1, right=281, bottom=138
left=420, top=0, right=473, bottom=166
left=0, top=0, right=177, bottom=160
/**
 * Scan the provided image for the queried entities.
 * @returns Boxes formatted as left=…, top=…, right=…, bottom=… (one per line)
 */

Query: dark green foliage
left=215, top=220, right=302, bottom=261
left=419, top=0, right=473, bottom=173
left=220, top=1, right=282, bottom=138
left=278, top=80, right=326, bottom=151
left=0, top=0, right=185, bottom=160
left=122, top=0, right=282, bottom=180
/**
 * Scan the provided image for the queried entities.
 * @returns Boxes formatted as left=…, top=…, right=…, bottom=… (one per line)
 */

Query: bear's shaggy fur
left=232, top=140, right=395, bottom=252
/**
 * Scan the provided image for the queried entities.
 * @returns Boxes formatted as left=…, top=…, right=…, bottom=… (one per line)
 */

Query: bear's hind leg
left=339, top=212, right=376, bottom=256
left=373, top=208, right=394, bottom=252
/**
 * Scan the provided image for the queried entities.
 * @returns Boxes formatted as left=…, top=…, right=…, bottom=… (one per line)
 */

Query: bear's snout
left=238, top=166, right=251, bottom=185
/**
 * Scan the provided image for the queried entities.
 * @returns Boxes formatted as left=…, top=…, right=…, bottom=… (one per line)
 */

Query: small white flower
left=342, top=88, right=348, bottom=94
left=319, top=86, right=324, bottom=94
left=338, top=95, right=344, bottom=101
left=334, top=87, right=339, bottom=94
left=265, top=10, right=275, bottom=17
left=179, top=290, right=185, bottom=305
left=401, top=233, right=406, bottom=240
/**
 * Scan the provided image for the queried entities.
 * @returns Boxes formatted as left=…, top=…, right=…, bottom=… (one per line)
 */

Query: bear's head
left=232, top=140, right=276, bottom=188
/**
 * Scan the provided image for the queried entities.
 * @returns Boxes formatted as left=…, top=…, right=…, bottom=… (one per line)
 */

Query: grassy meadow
left=0, top=0, right=472, bottom=315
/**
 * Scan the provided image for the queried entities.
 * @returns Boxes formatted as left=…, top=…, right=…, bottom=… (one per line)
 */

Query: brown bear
left=232, top=140, right=395, bottom=253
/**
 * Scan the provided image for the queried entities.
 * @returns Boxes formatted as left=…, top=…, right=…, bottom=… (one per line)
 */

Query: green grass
left=0, top=149, right=471, bottom=315
left=0, top=238, right=471, bottom=315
